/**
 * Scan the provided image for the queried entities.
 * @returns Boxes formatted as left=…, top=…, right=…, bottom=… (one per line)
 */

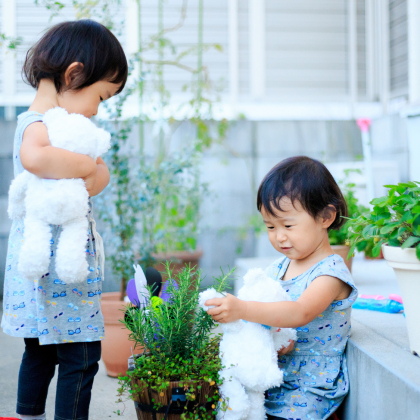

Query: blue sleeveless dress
left=264, top=254, right=358, bottom=420
left=1, top=111, right=105, bottom=345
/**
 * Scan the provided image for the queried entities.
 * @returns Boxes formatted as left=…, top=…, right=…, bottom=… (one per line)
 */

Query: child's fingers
left=278, top=340, right=295, bottom=355
left=205, top=298, right=224, bottom=307
left=207, top=306, right=224, bottom=316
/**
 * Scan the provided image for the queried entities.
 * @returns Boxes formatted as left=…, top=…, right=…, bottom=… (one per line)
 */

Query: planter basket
left=131, top=378, right=216, bottom=420
left=382, top=244, right=420, bottom=355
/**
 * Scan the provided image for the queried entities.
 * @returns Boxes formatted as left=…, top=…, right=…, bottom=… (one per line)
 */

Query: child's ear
left=64, top=62, right=84, bottom=89
left=321, top=205, right=337, bottom=229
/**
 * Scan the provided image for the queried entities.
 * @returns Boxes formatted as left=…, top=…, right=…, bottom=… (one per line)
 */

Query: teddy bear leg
left=18, top=216, right=52, bottom=280
left=244, top=390, right=266, bottom=420
left=8, top=171, right=30, bottom=220
left=217, top=375, right=250, bottom=420
left=55, top=217, right=89, bottom=283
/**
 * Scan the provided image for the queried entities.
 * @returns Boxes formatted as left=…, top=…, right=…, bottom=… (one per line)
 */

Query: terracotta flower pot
left=131, top=378, right=216, bottom=420
left=331, top=245, right=353, bottom=272
left=382, top=244, right=420, bottom=355
left=101, top=292, right=143, bottom=377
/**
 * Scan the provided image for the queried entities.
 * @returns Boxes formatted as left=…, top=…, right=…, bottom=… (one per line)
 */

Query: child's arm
left=20, top=122, right=96, bottom=180
left=86, top=157, right=110, bottom=197
left=206, top=276, right=349, bottom=328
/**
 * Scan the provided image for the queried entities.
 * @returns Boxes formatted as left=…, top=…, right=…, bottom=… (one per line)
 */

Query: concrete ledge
left=343, top=318, right=420, bottom=420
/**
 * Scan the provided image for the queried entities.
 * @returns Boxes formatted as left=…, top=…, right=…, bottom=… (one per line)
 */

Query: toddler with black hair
left=205, top=156, right=358, bottom=420
left=2, top=19, right=128, bottom=420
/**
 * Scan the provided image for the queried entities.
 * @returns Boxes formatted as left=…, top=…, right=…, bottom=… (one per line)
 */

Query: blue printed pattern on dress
left=1, top=111, right=105, bottom=345
left=264, top=254, right=357, bottom=420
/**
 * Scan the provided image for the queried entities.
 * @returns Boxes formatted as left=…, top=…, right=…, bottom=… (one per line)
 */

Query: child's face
left=57, top=80, right=121, bottom=118
left=261, top=197, right=333, bottom=260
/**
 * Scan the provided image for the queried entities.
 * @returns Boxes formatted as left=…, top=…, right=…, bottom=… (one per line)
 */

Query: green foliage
left=123, top=264, right=234, bottom=358
left=119, top=346, right=224, bottom=419
left=347, top=182, right=420, bottom=261
left=119, top=264, right=234, bottom=417
left=328, top=169, right=368, bottom=246
left=35, top=0, right=121, bottom=28
left=352, top=237, right=379, bottom=259
left=0, top=33, right=22, bottom=50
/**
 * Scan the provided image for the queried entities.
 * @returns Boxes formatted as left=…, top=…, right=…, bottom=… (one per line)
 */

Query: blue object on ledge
left=353, top=298, right=404, bottom=313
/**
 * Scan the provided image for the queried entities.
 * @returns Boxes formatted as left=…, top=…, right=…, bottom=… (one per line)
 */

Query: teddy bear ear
left=243, top=268, right=266, bottom=286
left=95, top=129, right=111, bottom=157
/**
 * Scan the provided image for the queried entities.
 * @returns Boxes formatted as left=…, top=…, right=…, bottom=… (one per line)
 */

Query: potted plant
left=347, top=181, right=420, bottom=355
left=118, top=264, right=232, bottom=419
left=328, top=170, right=368, bottom=271
left=87, top=1, right=228, bottom=376
left=352, top=237, right=384, bottom=260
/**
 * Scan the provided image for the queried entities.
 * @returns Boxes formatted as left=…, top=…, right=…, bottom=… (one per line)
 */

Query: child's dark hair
left=23, top=19, right=128, bottom=94
left=257, top=156, right=347, bottom=230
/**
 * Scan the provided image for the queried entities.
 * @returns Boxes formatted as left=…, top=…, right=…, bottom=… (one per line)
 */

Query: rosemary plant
left=119, top=264, right=234, bottom=418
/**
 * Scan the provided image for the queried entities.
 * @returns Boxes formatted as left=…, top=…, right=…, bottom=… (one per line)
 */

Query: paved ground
left=0, top=314, right=136, bottom=419
left=0, top=253, right=415, bottom=419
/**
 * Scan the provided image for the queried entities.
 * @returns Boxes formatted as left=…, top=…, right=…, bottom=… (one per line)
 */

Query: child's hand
left=82, top=164, right=98, bottom=196
left=205, top=293, right=247, bottom=323
left=82, top=158, right=110, bottom=197
left=277, top=340, right=294, bottom=356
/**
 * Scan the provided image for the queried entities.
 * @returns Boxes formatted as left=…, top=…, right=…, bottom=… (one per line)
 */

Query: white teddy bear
left=199, top=268, right=297, bottom=420
left=8, top=107, right=110, bottom=283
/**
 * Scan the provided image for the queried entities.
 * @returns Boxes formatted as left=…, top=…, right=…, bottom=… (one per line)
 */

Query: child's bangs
left=258, top=178, right=303, bottom=217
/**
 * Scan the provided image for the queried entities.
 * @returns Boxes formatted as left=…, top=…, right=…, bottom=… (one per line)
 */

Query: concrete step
left=344, top=315, right=420, bottom=420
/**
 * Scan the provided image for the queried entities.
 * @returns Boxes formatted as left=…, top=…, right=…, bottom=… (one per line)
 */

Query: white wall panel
left=238, top=0, right=249, bottom=97
left=15, top=0, right=75, bottom=95
left=357, top=0, right=367, bottom=99
left=389, top=0, right=408, bottom=98
left=265, top=0, right=348, bottom=100
left=138, top=0, right=229, bottom=99
left=0, top=1, right=3, bottom=96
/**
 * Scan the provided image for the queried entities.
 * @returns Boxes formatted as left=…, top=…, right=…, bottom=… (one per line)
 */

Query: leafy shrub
left=329, top=170, right=367, bottom=246
left=347, top=182, right=420, bottom=260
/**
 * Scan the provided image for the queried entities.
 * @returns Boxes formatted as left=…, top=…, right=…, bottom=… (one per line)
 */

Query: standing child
left=1, top=20, right=127, bottom=420
left=206, top=156, right=358, bottom=420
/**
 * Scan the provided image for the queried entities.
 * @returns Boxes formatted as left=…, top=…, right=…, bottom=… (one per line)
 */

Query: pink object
left=359, top=293, right=403, bottom=304
left=359, top=294, right=385, bottom=300
left=389, top=294, right=403, bottom=304
left=356, top=118, right=371, bottom=132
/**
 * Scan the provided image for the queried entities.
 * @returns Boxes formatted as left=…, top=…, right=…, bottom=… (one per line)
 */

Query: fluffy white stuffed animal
left=8, top=107, right=110, bottom=283
left=199, top=268, right=297, bottom=420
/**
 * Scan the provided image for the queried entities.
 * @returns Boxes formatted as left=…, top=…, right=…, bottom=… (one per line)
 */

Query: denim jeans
left=17, top=338, right=101, bottom=420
